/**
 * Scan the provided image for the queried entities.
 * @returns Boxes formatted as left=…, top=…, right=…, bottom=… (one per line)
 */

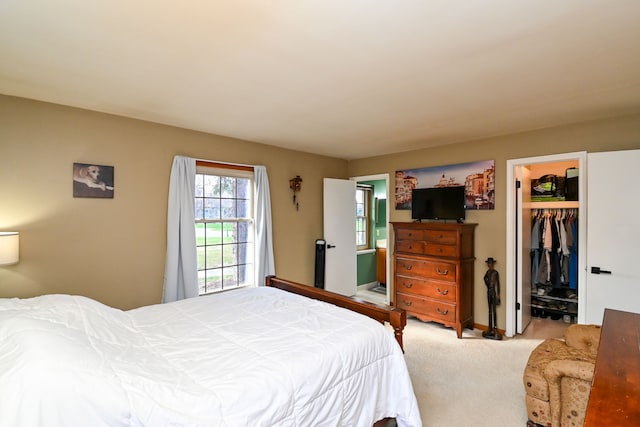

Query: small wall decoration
left=73, top=163, right=115, bottom=198
left=395, top=159, right=495, bottom=210
left=289, top=175, right=302, bottom=210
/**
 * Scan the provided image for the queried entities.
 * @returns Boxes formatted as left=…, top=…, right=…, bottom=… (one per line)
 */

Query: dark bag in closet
left=531, top=174, right=557, bottom=198
left=565, top=168, right=579, bottom=201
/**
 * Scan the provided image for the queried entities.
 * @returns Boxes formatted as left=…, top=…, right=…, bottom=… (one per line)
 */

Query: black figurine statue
left=482, top=257, right=503, bottom=340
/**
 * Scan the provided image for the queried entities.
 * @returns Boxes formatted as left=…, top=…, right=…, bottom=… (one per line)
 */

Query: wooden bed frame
left=265, top=276, right=406, bottom=351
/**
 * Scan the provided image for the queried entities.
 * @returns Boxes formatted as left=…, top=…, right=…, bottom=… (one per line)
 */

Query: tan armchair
left=523, top=324, right=601, bottom=427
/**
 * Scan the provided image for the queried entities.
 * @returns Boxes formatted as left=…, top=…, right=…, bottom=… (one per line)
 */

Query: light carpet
left=401, top=318, right=544, bottom=427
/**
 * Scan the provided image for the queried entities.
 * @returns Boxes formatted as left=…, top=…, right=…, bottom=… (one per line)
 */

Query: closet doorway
left=506, top=152, right=587, bottom=337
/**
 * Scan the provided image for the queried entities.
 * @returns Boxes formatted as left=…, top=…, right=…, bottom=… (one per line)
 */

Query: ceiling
left=2, top=1, right=640, bottom=160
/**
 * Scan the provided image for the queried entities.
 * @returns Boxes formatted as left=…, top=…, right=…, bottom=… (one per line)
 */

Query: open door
left=516, top=166, right=532, bottom=333
left=585, top=149, right=640, bottom=324
left=323, top=178, right=356, bottom=296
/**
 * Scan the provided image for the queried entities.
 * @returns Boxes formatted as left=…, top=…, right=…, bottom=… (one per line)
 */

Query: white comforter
left=0, top=287, right=421, bottom=427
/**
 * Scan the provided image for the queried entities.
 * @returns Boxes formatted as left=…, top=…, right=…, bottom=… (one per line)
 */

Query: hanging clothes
left=531, top=208, right=578, bottom=289
left=568, top=215, right=579, bottom=289
left=530, top=216, right=540, bottom=282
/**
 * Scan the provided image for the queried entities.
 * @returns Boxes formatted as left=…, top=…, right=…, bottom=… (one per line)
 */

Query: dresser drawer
left=396, top=293, right=456, bottom=323
left=396, top=240, right=457, bottom=257
left=395, top=257, right=457, bottom=282
left=424, top=230, right=458, bottom=245
left=396, top=228, right=425, bottom=241
left=423, top=243, right=457, bottom=258
left=395, top=275, right=456, bottom=302
left=395, top=240, right=425, bottom=255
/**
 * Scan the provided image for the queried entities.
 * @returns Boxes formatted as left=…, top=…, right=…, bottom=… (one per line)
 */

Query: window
left=356, top=186, right=371, bottom=250
left=194, top=164, right=254, bottom=295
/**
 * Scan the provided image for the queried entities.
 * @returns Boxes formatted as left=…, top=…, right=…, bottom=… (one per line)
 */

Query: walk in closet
left=507, top=152, right=585, bottom=336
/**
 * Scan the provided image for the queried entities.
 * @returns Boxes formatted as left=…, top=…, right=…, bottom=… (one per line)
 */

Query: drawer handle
left=436, top=307, right=449, bottom=315
left=437, top=288, right=449, bottom=295
left=402, top=300, right=413, bottom=307
left=436, top=268, right=449, bottom=275
left=404, top=264, right=413, bottom=271
left=436, top=248, right=443, bottom=253
left=402, top=282, right=413, bottom=288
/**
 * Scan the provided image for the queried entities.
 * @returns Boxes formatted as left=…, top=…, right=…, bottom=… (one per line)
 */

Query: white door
left=516, top=166, right=533, bottom=333
left=585, top=149, right=640, bottom=324
left=323, top=178, right=357, bottom=296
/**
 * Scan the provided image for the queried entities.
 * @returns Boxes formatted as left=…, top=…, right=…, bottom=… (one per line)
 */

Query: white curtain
left=162, top=156, right=199, bottom=303
left=254, top=165, right=276, bottom=286
left=162, top=157, right=275, bottom=301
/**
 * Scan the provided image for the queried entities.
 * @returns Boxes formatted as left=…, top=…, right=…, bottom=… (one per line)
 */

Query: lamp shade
left=0, top=232, right=19, bottom=265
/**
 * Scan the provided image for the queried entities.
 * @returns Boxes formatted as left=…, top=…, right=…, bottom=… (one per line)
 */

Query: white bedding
left=0, top=287, right=421, bottom=427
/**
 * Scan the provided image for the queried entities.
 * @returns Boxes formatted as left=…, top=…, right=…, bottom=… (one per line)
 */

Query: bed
left=0, top=276, right=421, bottom=427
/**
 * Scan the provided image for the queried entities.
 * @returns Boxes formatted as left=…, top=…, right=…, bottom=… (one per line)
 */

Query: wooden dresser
left=391, top=222, right=477, bottom=338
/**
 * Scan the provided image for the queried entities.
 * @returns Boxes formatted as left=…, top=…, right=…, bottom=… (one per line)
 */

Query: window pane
left=195, top=198, right=204, bottom=219
left=221, top=198, right=235, bottom=219
left=195, top=175, right=204, bottom=197
left=223, top=244, right=237, bottom=267
left=237, top=198, right=250, bottom=218
left=204, top=198, right=220, bottom=220
left=222, top=222, right=237, bottom=244
left=237, top=178, right=250, bottom=198
left=238, top=242, right=252, bottom=266
left=204, top=175, right=219, bottom=197
left=199, top=269, right=221, bottom=294
left=222, top=266, right=238, bottom=288
left=238, top=221, right=250, bottom=243
left=196, top=246, right=206, bottom=270
left=238, top=264, right=250, bottom=286
left=204, top=223, right=220, bottom=245
left=221, top=177, right=235, bottom=198
left=206, top=246, right=221, bottom=269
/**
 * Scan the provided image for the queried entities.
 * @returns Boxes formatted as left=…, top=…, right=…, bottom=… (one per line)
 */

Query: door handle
left=591, top=266, right=612, bottom=275
left=327, top=244, right=336, bottom=249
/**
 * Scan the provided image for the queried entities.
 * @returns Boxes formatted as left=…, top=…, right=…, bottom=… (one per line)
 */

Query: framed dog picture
left=73, top=163, right=115, bottom=198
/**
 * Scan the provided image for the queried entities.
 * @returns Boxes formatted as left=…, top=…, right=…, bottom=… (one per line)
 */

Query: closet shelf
left=534, top=294, right=578, bottom=304
left=524, top=201, right=579, bottom=209
left=531, top=303, right=578, bottom=315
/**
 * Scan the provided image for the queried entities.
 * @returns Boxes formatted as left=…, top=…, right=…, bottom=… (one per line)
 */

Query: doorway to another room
left=322, top=174, right=390, bottom=305
left=355, top=175, right=390, bottom=306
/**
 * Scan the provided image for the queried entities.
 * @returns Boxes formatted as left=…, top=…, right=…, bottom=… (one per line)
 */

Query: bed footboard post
left=389, top=308, right=406, bottom=352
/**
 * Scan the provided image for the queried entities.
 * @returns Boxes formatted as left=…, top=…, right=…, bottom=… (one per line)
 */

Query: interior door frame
left=505, top=151, right=587, bottom=337
left=351, top=173, right=390, bottom=304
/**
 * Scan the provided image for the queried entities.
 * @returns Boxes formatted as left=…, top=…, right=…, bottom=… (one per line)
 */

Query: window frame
left=195, top=161, right=255, bottom=295
left=356, top=185, right=372, bottom=250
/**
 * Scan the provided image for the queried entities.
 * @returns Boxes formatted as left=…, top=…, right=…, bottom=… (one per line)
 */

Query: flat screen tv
left=411, top=186, right=466, bottom=222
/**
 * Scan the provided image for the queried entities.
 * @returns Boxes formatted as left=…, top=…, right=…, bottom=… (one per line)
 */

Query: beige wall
left=3, top=94, right=640, bottom=330
left=0, top=95, right=347, bottom=309
left=348, top=113, right=640, bottom=330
